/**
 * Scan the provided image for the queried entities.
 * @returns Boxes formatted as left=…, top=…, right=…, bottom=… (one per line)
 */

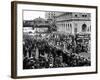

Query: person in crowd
left=23, top=33, right=91, bottom=69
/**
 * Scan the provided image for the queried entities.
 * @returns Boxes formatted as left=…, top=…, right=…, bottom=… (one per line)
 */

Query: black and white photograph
left=23, top=11, right=91, bottom=69
left=11, top=1, right=97, bottom=78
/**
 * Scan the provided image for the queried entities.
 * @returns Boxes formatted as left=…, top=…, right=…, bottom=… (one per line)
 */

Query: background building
left=45, top=12, right=63, bottom=24
left=45, top=12, right=91, bottom=35
left=45, top=11, right=63, bottom=20
left=33, top=17, right=50, bottom=33
left=23, top=17, right=50, bottom=33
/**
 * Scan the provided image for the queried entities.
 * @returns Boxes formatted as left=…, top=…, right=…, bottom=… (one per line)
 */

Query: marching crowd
left=23, top=33, right=91, bottom=69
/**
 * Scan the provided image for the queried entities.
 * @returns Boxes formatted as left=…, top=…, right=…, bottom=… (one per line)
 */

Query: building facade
left=45, top=12, right=91, bottom=35
left=23, top=17, right=50, bottom=33
left=45, top=12, right=63, bottom=20
left=33, top=17, right=50, bottom=33
left=45, top=12, right=63, bottom=24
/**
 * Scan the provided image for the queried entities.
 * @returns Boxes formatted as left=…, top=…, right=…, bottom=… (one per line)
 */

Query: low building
left=33, top=17, right=50, bottom=33
left=23, top=17, right=50, bottom=34
left=23, top=20, right=34, bottom=27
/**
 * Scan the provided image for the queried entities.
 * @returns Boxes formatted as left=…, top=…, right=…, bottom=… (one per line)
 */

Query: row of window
left=75, top=14, right=87, bottom=17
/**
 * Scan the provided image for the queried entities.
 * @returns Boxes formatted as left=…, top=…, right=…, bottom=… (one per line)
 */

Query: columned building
left=56, top=12, right=91, bottom=34
left=45, top=12, right=91, bottom=35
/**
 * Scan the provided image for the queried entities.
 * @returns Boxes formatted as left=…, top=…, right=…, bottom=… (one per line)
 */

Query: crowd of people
left=23, top=33, right=91, bottom=69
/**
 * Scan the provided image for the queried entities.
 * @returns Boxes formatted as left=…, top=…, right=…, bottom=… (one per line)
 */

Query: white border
left=17, top=3, right=96, bottom=76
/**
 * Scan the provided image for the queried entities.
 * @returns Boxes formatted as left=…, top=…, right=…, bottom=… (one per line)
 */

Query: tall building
left=45, top=12, right=63, bottom=24
left=45, top=11, right=63, bottom=20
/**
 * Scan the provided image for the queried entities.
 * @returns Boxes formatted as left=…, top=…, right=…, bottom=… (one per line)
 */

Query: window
left=82, top=15, right=84, bottom=17
left=82, top=24, right=87, bottom=32
left=82, top=15, right=87, bottom=17
left=75, top=15, right=77, bottom=17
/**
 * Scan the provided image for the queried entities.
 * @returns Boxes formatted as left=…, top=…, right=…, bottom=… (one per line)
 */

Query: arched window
left=82, top=24, right=87, bottom=32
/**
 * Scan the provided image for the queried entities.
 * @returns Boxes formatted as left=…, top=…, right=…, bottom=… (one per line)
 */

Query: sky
left=23, top=10, right=46, bottom=20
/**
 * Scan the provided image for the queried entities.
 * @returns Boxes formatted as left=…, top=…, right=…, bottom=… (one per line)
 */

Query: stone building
left=45, top=12, right=91, bottom=35
left=45, top=12, right=63, bottom=20
left=45, top=11, right=63, bottom=24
